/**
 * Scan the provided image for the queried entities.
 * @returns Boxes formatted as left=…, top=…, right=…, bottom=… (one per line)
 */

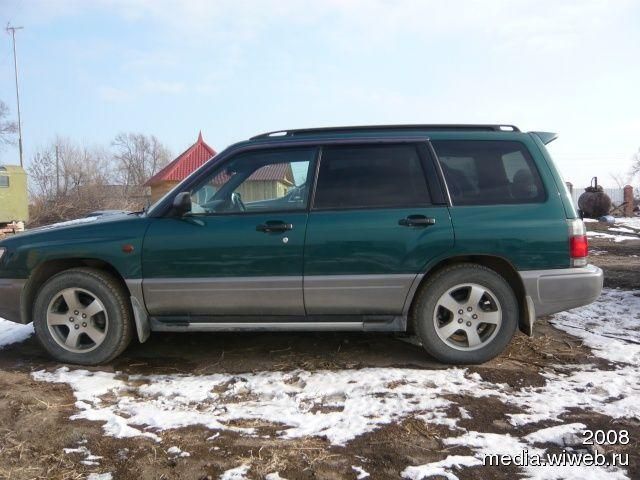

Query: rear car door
left=303, top=142, right=454, bottom=315
left=142, top=147, right=317, bottom=318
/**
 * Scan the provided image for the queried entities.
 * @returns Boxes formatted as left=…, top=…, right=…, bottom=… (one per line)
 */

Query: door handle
left=398, top=215, right=436, bottom=227
left=256, top=221, right=293, bottom=233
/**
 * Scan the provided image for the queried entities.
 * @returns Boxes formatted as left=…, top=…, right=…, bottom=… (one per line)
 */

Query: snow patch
left=550, top=289, right=640, bottom=364
left=587, top=231, right=637, bottom=243
left=609, top=227, right=636, bottom=234
left=616, top=217, right=640, bottom=230
left=87, top=474, right=112, bottom=480
left=32, top=367, right=500, bottom=445
left=63, top=444, right=102, bottom=466
left=442, top=430, right=629, bottom=480
left=402, top=455, right=482, bottom=480
left=524, top=423, right=586, bottom=446
left=265, top=473, right=287, bottom=480
left=219, top=464, right=250, bottom=479
left=167, top=446, right=190, bottom=457
left=352, top=465, right=370, bottom=479
left=0, top=318, right=33, bottom=349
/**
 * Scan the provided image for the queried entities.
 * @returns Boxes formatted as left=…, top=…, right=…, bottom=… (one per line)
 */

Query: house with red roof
left=145, top=132, right=295, bottom=204
left=145, top=132, right=217, bottom=202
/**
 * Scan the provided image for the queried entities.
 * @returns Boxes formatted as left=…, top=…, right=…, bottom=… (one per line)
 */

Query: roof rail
left=250, top=124, right=520, bottom=140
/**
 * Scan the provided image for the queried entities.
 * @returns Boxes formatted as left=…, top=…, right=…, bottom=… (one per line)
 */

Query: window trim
left=310, top=142, right=435, bottom=212
left=151, top=136, right=441, bottom=218
left=430, top=139, right=547, bottom=207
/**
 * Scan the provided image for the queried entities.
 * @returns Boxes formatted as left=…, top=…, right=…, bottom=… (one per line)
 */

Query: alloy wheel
left=46, top=287, right=109, bottom=353
left=433, top=283, right=502, bottom=351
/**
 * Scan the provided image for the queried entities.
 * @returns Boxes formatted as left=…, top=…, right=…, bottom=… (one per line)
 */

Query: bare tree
left=28, top=138, right=138, bottom=226
left=631, top=147, right=640, bottom=180
left=111, top=133, right=171, bottom=188
left=0, top=100, right=18, bottom=148
left=26, top=133, right=170, bottom=226
left=610, top=172, right=632, bottom=189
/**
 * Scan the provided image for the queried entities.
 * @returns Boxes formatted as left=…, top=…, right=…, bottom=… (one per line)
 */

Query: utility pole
left=6, top=23, right=24, bottom=168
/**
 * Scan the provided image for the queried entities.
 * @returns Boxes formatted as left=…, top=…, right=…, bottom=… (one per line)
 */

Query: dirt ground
left=0, top=223, right=639, bottom=480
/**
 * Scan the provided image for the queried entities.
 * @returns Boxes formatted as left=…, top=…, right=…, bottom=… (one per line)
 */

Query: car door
left=142, top=147, right=318, bottom=317
left=304, top=142, right=454, bottom=315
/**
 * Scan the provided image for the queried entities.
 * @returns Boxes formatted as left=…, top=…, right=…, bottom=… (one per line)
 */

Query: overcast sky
left=1, top=0, right=638, bottom=187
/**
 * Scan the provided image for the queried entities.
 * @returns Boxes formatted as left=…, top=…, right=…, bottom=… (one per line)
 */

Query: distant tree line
left=632, top=148, right=640, bottom=180
left=28, top=134, right=171, bottom=226
left=1, top=98, right=173, bottom=226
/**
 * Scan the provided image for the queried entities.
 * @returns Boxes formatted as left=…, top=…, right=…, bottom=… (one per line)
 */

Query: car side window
left=189, top=148, right=316, bottom=215
left=432, top=140, right=545, bottom=206
left=313, top=144, right=431, bottom=210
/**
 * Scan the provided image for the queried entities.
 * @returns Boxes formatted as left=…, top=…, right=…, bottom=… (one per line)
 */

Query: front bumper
left=519, top=265, right=604, bottom=317
left=0, top=279, right=25, bottom=323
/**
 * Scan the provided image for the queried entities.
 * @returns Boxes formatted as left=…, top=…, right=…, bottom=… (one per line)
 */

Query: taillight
left=568, top=219, right=588, bottom=267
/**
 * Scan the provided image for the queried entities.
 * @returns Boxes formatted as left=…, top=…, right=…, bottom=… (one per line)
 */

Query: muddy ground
left=0, top=224, right=639, bottom=480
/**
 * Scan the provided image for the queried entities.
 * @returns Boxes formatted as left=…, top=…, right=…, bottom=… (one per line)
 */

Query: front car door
left=304, top=142, right=454, bottom=316
left=142, top=147, right=317, bottom=318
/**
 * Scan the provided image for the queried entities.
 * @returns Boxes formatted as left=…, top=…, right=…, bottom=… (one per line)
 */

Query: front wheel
left=33, top=268, right=133, bottom=365
left=412, top=264, right=518, bottom=364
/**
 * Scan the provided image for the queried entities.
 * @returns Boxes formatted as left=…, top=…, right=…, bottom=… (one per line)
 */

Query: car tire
left=411, top=263, right=518, bottom=364
left=33, top=267, right=133, bottom=365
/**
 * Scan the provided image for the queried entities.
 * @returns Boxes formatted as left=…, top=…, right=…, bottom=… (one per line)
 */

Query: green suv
left=0, top=125, right=603, bottom=365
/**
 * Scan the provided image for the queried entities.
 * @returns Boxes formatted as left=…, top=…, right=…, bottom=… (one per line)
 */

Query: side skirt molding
left=149, top=315, right=407, bottom=333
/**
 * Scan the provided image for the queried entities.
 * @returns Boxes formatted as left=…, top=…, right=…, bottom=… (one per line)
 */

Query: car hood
left=27, top=213, right=134, bottom=233
left=0, top=213, right=144, bottom=245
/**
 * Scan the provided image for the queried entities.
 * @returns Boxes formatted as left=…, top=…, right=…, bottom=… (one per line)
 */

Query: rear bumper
left=0, top=279, right=26, bottom=324
left=519, top=265, right=603, bottom=317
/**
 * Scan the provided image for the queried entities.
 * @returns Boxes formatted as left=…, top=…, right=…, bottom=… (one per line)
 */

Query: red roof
left=144, top=132, right=216, bottom=186
left=212, top=163, right=294, bottom=185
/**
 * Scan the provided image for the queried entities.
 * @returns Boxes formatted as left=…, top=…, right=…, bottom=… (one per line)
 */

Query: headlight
left=0, top=247, right=6, bottom=262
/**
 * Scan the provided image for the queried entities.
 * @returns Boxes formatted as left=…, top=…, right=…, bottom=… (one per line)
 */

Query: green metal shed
left=0, top=165, right=29, bottom=224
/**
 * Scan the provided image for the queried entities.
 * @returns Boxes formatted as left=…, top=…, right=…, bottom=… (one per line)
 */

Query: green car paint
left=142, top=213, right=309, bottom=279
left=1, top=131, right=571, bottom=281
left=303, top=207, right=454, bottom=276
left=0, top=215, right=151, bottom=279
left=0, top=126, right=598, bottom=330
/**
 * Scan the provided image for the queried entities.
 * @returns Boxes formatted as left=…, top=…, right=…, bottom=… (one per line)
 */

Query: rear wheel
left=33, top=268, right=133, bottom=365
left=412, top=264, right=518, bottom=364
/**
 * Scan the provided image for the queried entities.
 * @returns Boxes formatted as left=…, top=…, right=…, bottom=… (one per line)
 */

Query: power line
left=6, top=23, right=24, bottom=168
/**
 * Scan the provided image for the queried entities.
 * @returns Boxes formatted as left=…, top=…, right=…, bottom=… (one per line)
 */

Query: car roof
left=228, top=125, right=534, bottom=150
left=249, top=124, right=520, bottom=140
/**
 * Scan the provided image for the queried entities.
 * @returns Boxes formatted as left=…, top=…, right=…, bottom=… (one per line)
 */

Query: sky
left=0, top=0, right=639, bottom=187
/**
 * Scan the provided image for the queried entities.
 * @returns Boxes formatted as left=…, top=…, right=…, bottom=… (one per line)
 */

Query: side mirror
left=172, top=191, right=192, bottom=216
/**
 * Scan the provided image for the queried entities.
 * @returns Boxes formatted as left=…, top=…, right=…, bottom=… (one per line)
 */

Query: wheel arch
left=21, top=258, right=130, bottom=326
left=405, top=254, right=530, bottom=335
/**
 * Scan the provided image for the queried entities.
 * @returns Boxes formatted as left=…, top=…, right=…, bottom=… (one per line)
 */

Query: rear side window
left=431, top=140, right=545, bottom=206
left=313, top=144, right=430, bottom=209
